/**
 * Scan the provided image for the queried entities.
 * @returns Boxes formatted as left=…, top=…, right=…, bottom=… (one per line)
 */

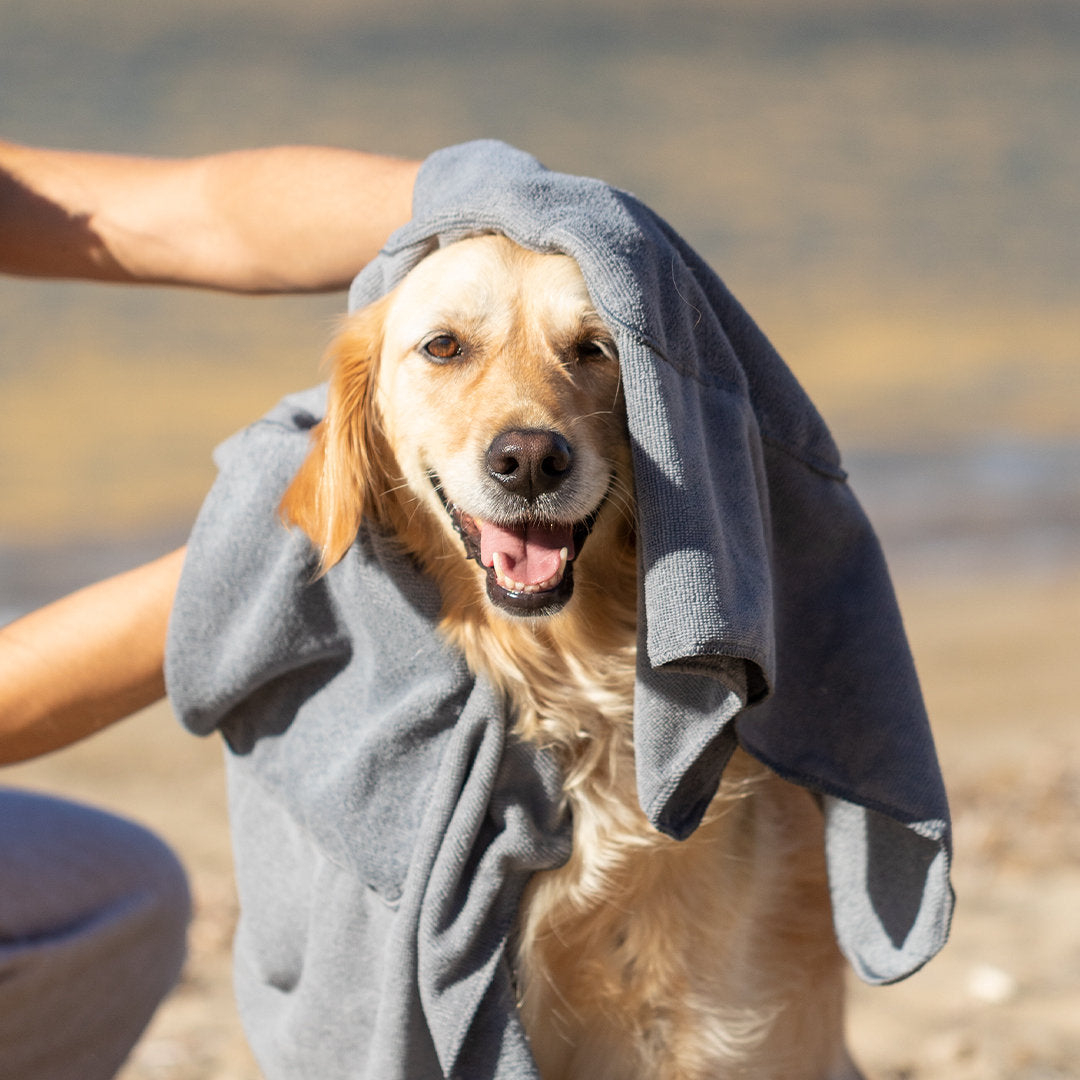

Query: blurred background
left=2, top=1, right=1077, bottom=1077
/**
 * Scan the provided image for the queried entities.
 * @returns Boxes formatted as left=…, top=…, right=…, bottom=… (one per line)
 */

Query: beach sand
left=5, top=567, right=1078, bottom=1079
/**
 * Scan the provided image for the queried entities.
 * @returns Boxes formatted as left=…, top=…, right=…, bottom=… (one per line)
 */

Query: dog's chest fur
left=279, top=231, right=861, bottom=1079
left=436, top=551, right=849, bottom=1080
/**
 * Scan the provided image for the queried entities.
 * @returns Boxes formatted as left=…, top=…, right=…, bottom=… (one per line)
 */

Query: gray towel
left=167, top=140, right=952, bottom=1080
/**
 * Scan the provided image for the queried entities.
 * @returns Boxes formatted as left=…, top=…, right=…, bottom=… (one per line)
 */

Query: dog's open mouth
left=430, top=474, right=600, bottom=616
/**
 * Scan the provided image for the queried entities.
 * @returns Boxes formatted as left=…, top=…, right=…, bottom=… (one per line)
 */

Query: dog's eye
left=576, top=338, right=615, bottom=363
left=422, top=334, right=463, bottom=361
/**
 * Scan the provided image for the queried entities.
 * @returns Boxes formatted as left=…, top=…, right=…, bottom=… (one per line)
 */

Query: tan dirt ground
left=5, top=568, right=1078, bottom=1079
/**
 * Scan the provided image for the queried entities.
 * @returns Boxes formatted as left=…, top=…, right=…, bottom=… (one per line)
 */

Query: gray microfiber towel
left=166, top=140, right=953, bottom=1080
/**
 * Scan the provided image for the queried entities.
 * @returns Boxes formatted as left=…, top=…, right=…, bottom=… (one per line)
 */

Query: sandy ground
left=4, top=566, right=1078, bottom=1079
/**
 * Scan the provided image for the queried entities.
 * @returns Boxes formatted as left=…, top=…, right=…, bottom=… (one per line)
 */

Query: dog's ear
left=280, top=295, right=395, bottom=573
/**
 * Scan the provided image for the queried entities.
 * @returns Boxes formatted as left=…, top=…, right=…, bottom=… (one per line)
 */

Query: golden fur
left=281, top=235, right=863, bottom=1079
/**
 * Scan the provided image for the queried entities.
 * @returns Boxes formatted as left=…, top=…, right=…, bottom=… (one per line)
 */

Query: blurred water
left=1, top=0, right=1078, bottom=309
left=3, top=438, right=1077, bottom=626
left=2, top=0, right=1078, bottom=617
left=846, top=439, right=1080, bottom=581
left=0, top=527, right=190, bottom=627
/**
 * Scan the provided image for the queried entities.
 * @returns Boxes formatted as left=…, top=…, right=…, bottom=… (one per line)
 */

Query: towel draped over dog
left=166, top=140, right=953, bottom=1080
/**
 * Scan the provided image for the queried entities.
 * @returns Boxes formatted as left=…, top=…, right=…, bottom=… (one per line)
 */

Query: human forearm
left=0, top=547, right=185, bottom=764
left=0, top=141, right=419, bottom=292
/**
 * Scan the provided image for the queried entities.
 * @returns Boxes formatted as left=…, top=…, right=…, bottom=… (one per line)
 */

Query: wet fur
left=281, top=235, right=862, bottom=1079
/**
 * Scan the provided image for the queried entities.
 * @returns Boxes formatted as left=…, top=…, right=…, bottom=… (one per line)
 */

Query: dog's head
left=281, top=234, right=632, bottom=619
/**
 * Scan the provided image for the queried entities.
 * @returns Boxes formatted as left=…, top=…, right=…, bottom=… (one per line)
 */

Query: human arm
left=0, top=141, right=420, bottom=292
left=0, top=547, right=185, bottom=764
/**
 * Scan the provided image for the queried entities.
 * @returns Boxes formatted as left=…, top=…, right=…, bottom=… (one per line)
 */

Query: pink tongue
left=480, top=521, right=575, bottom=586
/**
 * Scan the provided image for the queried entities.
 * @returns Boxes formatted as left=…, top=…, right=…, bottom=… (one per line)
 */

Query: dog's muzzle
left=429, top=472, right=604, bottom=617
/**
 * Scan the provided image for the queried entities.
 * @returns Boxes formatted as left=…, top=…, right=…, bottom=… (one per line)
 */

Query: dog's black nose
left=486, top=428, right=573, bottom=498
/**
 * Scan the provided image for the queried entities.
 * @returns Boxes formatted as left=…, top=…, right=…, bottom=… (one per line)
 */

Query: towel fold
left=167, top=140, right=952, bottom=1080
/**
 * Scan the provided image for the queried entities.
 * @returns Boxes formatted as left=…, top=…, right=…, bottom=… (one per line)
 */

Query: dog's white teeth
left=492, top=564, right=566, bottom=594
left=492, top=553, right=522, bottom=593
left=490, top=545, right=570, bottom=594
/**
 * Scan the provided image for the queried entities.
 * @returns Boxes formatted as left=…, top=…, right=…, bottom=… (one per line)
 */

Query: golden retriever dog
left=280, top=234, right=863, bottom=1080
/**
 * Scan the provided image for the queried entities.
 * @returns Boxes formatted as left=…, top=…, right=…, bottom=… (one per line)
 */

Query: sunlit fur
left=280, top=235, right=862, bottom=1080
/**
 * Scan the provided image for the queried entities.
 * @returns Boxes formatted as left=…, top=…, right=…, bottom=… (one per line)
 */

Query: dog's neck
left=448, top=520, right=640, bottom=828
left=386, top=490, right=639, bottom=770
